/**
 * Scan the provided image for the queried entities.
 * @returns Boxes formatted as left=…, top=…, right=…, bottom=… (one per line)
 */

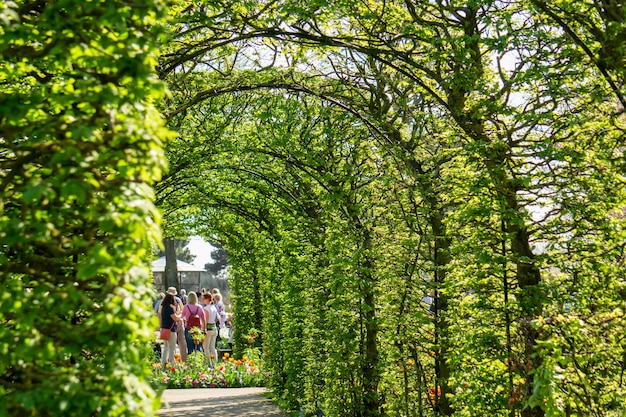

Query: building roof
left=151, top=256, right=206, bottom=272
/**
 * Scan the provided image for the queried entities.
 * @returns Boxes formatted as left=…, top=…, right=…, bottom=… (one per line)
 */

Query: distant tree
left=156, top=239, right=195, bottom=264
left=163, top=239, right=179, bottom=290
left=205, top=244, right=229, bottom=275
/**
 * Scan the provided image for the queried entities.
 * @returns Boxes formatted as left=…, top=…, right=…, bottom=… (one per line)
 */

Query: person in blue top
left=160, top=293, right=182, bottom=366
left=153, top=292, right=164, bottom=313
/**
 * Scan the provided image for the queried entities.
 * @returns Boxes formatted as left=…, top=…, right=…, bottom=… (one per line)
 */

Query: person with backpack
left=182, top=292, right=206, bottom=354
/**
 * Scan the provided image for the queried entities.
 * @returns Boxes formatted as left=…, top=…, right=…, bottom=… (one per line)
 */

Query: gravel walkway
left=158, top=387, right=289, bottom=417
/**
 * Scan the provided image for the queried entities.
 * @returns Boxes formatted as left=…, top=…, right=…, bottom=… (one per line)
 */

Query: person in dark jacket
left=160, top=293, right=182, bottom=366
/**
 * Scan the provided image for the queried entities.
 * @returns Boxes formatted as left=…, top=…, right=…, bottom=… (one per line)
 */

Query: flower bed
left=152, top=348, right=266, bottom=389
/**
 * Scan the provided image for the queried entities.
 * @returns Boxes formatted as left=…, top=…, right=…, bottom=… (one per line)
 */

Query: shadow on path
left=158, top=388, right=288, bottom=417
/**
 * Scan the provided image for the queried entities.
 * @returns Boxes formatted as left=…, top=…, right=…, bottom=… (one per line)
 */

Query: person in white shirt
left=201, top=292, right=219, bottom=366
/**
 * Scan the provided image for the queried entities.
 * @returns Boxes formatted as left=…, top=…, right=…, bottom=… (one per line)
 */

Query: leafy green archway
left=156, top=2, right=626, bottom=417
left=2, top=1, right=624, bottom=416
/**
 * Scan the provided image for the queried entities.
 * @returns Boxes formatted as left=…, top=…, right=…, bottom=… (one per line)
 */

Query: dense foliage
left=2, top=1, right=624, bottom=417
left=156, top=1, right=626, bottom=417
left=0, top=1, right=170, bottom=415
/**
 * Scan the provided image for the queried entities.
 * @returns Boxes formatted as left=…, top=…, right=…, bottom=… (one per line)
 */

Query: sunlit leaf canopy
left=155, top=1, right=625, bottom=416
left=1, top=0, right=623, bottom=416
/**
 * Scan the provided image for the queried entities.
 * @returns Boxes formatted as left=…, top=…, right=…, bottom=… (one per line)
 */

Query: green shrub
left=0, top=1, right=169, bottom=415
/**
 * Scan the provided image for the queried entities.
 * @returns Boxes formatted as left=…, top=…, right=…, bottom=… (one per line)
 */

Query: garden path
left=158, top=387, right=288, bottom=417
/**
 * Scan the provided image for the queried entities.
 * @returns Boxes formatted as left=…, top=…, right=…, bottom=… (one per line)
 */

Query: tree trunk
left=444, top=5, right=545, bottom=412
left=404, top=156, right=454, bottom=416
left=486, top=154, right=544, bottom=417
left=361, top=228, right=382, bottom=417
left=511, top=226, right=543, bottom=417
left=164, top=239, right=179, bottom=291
left=431, top=214, right=453, bottom=416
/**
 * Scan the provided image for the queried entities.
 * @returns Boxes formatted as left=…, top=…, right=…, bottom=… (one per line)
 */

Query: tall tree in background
left=156, top=239, right=195, bottom=264
left=163, top=239, right=180, bottom=290
left=205, top=244, right=228, bottom=274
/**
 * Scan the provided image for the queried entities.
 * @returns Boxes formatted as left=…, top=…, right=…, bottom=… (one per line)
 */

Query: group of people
left=155, top=287, right=231, bottom=367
